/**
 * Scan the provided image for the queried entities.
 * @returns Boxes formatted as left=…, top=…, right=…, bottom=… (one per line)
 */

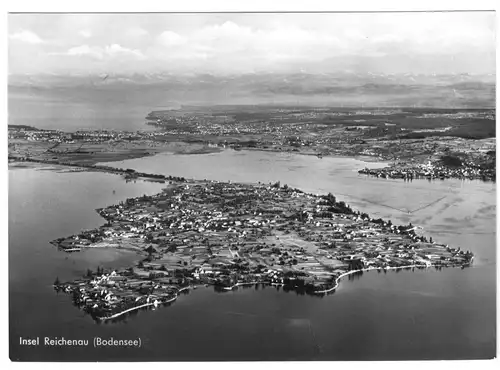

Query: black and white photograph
left=6, top=2, right=497, bottom=363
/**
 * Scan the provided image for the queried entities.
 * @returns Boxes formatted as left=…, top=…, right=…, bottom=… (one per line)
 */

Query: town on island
left=48, top=177, right=473, bottom=322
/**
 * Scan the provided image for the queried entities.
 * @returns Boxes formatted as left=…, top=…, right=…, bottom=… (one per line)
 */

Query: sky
left=8, top=12, right=496, bottom=75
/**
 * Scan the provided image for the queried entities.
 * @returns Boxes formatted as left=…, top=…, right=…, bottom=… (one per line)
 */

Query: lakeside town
left=358, top=159, right=495, bottom=181
left=8, top=105, right=496, bottom=182
left=52, top=177, right=474, bottom=321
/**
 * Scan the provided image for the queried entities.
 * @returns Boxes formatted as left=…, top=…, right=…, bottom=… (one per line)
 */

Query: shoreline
left=239, top=146, right=391, bottom=164
left=313, top=258, right=474, bottom=295
left=313, top=264, right=427, bottom=294
left=218, top=262, right=472, bottom=296
left=98, top=286, right=190, bottom=321
left=94, top=267, right=431, bottom=320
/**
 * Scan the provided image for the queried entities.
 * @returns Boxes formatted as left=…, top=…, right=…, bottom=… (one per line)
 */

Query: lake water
left=9, top=150, right=496, bottom=361
left=8, top=86, right=174, bottom=132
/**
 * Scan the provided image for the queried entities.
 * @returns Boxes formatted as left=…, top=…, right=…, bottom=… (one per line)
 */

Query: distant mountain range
left=8, top=72, right=495, bottom=109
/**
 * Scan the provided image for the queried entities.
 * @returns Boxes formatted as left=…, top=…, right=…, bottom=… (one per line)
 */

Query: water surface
left=8, top=86, right=173, bottom=131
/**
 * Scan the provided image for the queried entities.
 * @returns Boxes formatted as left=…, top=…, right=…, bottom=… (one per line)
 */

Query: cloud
left=200, top=21, right=252, bottom=40
left=9, top=30, right=43, bottom=44
left=55, top=43, right=146, bottom=60
left=78, top=30, right=92, bottom=38
left=66, top=45, right=102, bottom=58
left=105, top=44, right=146, bottom=59
left=157, top=31, right=186, bottom=46
left=152, top=21, right=344, bottom=64
left=8, top=13, right=496, bottom=75
left=154, top=17, right=494, bottom=68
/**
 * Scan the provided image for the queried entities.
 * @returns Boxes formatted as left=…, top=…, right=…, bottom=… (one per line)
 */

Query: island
left=52, top=177, right=473, bottom=322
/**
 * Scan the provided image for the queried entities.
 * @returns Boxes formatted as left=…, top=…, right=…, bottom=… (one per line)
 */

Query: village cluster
left=359, top=160, right=495, bottom=181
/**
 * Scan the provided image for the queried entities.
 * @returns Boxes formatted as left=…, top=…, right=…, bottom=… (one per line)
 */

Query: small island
left=52, top=177, right=474, bottom=322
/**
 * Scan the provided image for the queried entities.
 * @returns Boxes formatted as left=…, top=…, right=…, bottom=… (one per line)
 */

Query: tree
left=325, top=192, right=336, bottom=205
left=145, top=245, right=156, bottom=256
left=166, top=244, right=177, bottom=253
left=440, top=154, right=463, bottom=168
